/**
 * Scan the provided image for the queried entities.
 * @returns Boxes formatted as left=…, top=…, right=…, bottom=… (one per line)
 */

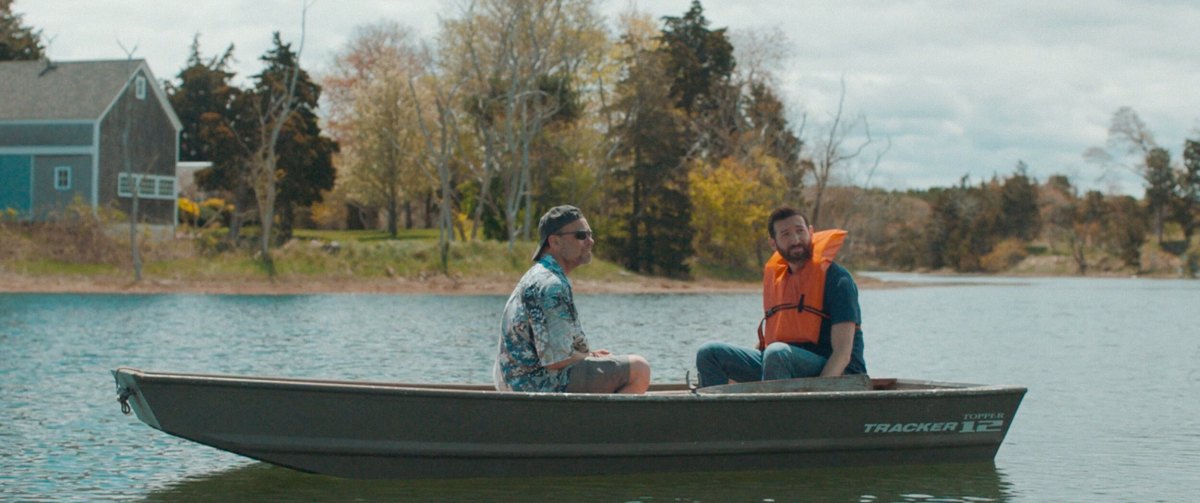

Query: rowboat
left=112, top=367, right=1025, bottom=479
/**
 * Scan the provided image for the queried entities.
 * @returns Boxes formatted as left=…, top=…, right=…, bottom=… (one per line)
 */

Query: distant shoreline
left=0, top=271, right=754, bottom=295
left=0, top=271, right=916, bottom=296
left=4, top=269, right=1186, bottom=296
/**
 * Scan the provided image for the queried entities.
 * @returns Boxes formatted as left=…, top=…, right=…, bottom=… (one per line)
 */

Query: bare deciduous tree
left=445, top=0, right=604, bottom=250
left=326, top=21, right=425, bottom=236
left=1084, top=106, right=1176, bottom=244
left=120, top=96, right=144, bottom=282
left=808, top=77, right=884, bottom=228
left=239, top=3, right=312, bottom=274
left=409, top=44, right=465, bottom=274
left=1084, top=106, right=1159, bottom=184
left=118, top=71, right=161, bottom=282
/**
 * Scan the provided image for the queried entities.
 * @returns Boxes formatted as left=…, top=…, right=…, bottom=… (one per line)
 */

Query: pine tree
left=167, top=36, right=254, bottom=240
left=167, top=36, right=238, bottom=163
left=1174, top=139, right=1200, bottom=243
left=0, top=0, right=43, bottom=61
left=659, top=0, right=739, bottom=161
left=1000, top=161, right=1041, bottom=241
left=600, top=0, right=740, bottom=277
left=1105, top=195, right=1147, bottom=268
left=606, top=47, right=692, bottom=277
left=250, top=33, right=337, bottom=239
left=1144, top=147, right=1174, bottom=245
left=659, top=0, right=734, bottom=115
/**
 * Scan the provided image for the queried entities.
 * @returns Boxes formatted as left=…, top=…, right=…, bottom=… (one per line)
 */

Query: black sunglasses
left=554, top=230, right=593, bottom=240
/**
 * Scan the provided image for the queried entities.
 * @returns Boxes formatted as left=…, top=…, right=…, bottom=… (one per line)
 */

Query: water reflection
left=143, top=462, right=1010, bottom=503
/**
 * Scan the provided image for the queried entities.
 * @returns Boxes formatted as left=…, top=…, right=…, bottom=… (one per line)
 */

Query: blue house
left=0, top=59, right=182, bottom=225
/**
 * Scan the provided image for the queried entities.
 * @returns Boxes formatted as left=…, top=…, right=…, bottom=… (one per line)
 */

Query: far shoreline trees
left=6, top=0, right=1194, bottom=279
left=0, top=0, right=1163, bottom=279
left=167, top=1, right=1197, bottom=279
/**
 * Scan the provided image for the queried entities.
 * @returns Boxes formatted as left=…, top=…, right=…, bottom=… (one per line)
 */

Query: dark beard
left=779, top=244, right=812, bottom=263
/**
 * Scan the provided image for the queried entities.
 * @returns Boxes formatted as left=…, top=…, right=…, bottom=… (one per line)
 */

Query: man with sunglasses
left=494, top=205, right=652, bottom=393
left=694, top=206, right=867, bottom=387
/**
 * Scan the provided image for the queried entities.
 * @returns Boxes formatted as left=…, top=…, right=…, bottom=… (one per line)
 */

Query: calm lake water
left=2, top=274, right=1198, bottom=501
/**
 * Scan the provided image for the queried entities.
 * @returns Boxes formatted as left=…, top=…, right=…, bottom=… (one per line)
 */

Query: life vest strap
left=763, top=294, right=832, bottom=321
left=757, top=295, right=831, bottom=349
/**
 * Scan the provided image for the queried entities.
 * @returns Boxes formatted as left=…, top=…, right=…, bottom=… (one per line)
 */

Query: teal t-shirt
left=807, top=262, right=867, bottom=374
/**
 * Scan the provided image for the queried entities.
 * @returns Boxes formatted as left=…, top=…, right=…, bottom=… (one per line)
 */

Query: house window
left=117, top=173, right=176, bottom=200
left=54, top=166, right=71, bottom=190
left=138, top=175, right=155, bottom=195
left=117, top=173, right=134, bottom=196
left=156, top=178, right=175, bottom=197
left=135, top=76, right=147, bottom=100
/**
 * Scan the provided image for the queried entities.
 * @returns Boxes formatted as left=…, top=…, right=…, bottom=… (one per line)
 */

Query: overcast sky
left=20, top=0, right=1200, bottom=195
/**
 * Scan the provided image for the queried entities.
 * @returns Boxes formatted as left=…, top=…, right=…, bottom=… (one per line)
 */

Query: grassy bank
left=0, top=223, right=701, bottom=293
left=2, top=218, right=1194, bottom=295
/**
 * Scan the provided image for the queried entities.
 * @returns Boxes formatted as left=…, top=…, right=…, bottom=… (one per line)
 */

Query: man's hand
left=819, top=322, right=855, bottom=377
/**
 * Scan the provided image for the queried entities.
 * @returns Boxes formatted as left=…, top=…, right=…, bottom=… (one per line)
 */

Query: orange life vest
left=758, top=229, right=847, bottom=350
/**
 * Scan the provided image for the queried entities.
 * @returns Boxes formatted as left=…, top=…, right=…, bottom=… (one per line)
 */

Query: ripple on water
left=3, top=281, right=1200, bottom=501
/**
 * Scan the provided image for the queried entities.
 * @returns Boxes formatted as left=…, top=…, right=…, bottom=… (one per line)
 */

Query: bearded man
left=695, top=206, right=867, bottom=387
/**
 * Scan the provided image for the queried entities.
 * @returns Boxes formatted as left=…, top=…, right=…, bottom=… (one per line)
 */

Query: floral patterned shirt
left=494, top=255, right=589, bottom=392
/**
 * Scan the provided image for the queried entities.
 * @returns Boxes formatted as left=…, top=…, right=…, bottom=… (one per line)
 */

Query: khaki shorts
left=564, top=355, right=632, bottom=393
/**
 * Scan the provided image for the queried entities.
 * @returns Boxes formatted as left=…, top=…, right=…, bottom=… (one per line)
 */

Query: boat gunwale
left=114, top=367, right=1027, bottom=403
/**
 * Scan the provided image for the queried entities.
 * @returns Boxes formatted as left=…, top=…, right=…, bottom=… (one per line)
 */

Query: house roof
left=0, top=59, right=180, bottom=130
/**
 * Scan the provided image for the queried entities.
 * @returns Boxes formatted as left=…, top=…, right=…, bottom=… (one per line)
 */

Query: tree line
left=164, top=0, right=837, bottom=277
left=823, top=107, right=1200, bottom=276
left=4, top=0, right=1196, bottom=277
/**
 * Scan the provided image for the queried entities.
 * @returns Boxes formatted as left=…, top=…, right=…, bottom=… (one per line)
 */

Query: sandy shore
left=0, top=271, right=911, bottom=295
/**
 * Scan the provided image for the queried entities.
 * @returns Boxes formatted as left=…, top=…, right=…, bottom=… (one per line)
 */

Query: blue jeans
left=695, top=341, right=828, bottom=387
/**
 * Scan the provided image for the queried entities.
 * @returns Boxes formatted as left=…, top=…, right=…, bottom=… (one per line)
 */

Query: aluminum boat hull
left=113, top=367, right=1025, bottom=479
